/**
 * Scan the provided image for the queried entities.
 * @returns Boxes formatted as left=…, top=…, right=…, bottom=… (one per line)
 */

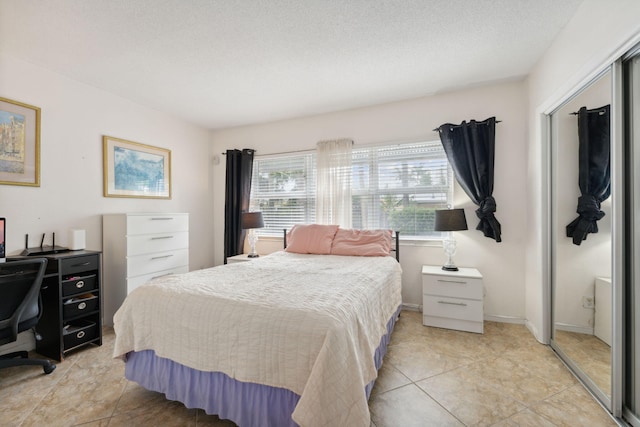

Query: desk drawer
left=62, top=274, right=97, bottom=297
left=61, top=255, right=99, bottom=275
left=63, top=320, right=98, bottom=349
left=423, top=296, right=483, bottom=322
left=63, top=293, right=98, bottom=318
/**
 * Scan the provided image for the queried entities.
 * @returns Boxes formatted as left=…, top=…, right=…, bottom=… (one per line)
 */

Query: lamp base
left=247, top=253, right=260, bottom=258
left=442, top=265, right=459, bottom=271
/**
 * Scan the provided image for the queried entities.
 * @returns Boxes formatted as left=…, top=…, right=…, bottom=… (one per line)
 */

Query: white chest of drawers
left=422, top=265, right=484, bottom=334
left=102, top=213, right=189, bottom=326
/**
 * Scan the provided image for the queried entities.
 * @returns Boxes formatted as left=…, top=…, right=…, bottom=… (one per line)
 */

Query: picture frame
left=102, top=135, right=171, bottom=199
left=0, top=97, right=41, bottom=187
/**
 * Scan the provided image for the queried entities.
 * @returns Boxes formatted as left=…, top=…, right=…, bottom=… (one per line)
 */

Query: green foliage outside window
left=387, top=204, right=436, bottom=236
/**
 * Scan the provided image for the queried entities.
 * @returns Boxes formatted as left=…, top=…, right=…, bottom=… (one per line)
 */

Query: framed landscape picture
left=0, top=97, right=40, bottom=186
left=103, top=135, right=171, bottom=199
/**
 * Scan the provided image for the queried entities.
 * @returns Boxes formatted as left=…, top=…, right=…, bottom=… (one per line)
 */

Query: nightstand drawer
left=226, top=254, right=254, bottom=264
left=422, top=276, right=483, bottom=300
left=423, top=296, right=483, bottom=322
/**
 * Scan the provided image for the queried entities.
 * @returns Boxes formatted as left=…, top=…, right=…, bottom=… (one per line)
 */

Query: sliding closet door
left=624, top=47, right=640, bottom=426
left=548, top=68, right=616, bottom=410
left=546, top=42, right=640, bottom=426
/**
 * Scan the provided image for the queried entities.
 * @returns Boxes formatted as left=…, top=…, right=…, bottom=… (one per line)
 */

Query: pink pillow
left=285, top=224, right=339, bottom=255
left=330, top=228, right=392, bottom=257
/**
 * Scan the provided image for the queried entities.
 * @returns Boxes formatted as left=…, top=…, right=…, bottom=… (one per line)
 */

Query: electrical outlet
left=582, top=296, right=595, bottom=309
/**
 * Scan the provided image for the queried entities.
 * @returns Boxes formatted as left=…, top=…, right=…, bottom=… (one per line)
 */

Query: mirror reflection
left=551, top=69, right=612, bottom=400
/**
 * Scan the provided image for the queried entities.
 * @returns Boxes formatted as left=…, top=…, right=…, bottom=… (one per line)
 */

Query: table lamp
left=434, top=208, right=468, bottom=271
left=242, top=212, right=264, bottom=258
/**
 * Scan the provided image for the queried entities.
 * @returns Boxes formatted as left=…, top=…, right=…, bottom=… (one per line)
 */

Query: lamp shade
left=434, top=209, right=468, bottom=232
left=241, top=212, right=264, bottom=229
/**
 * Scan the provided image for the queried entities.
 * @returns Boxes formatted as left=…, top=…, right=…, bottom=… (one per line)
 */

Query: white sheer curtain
left=316, top=138, right=353, bottom=227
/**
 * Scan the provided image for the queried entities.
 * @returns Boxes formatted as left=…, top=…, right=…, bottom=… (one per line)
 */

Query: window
left=250, top=153, right=316, bottom=235
left=250, top=140, right=453, bottom=240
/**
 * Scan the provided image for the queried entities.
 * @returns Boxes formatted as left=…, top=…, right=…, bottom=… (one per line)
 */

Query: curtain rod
left=221, top=149, right=257, bottom=155
left=432, top=120, right=501, bottom=132
left=570, top=108, right=607, bottom=115
left=221, top=148, right=316, bottom=156
left=221, top=139, right=353, bottom=156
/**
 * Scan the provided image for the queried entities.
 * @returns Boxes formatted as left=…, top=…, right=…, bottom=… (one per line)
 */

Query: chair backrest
left=0, top=258, right=48, bottom=345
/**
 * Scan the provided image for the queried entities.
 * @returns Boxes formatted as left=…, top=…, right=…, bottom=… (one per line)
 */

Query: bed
left=113, top=225, right=403, bottom=427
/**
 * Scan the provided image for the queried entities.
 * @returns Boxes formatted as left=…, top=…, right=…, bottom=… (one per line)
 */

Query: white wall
left=0, top=54, right=212, bottom=269
left=212, top=80, right=529, bottom=321
left=525, top=0, right=640, bottom=342
left=0, top=53, right=214, bottom=351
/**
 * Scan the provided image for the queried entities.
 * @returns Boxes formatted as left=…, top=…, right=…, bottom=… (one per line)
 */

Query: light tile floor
left=554, top=330, right=611, bottom=397
left=0, top=310, right=618, bottom=426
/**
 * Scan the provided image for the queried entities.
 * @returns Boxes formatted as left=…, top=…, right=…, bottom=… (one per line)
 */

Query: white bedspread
left=113, top=251, right=402, bottom=427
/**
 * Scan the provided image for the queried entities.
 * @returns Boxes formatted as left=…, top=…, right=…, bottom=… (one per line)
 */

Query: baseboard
left=525, top=319, right=547, bottom=344
left=405, top=306, right=528, bottom=324
left=402, top=303, right=421, bottom=312
left=554, top=322, right=594, bottom=335
left=484, top=314, right=526, bottom=325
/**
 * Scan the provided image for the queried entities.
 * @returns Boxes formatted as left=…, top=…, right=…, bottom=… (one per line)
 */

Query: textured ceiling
left=0, top=0, right=584, bottom=129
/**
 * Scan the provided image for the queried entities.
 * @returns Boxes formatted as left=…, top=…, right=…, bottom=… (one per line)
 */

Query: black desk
left=10, top=250, right=102, bottom=361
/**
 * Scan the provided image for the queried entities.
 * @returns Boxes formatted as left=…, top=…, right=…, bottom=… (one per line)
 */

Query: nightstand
left=226, top=254, right=257, bottom=264
left=422, top=265, right=484, bottom=334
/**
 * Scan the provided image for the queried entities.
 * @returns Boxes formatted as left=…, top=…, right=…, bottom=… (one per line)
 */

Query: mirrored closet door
left=624, top=46, right=640, bottom=426
left=549, top=68, right=615, bottom=407
left=548, top=41, right=640, bottom=426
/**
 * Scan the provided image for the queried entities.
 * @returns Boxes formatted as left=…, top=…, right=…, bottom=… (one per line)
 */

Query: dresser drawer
left=127, top=231, right=189, bottom=256
left=423, top=275, right=483, bottom=300
left=423, top=295, right=483, bottom=322
left=127, top=265, right=189, bottom=293
left=61, top=255, right=99, bottom=275
left=62, top=274, right=97, bottom=297
left=127, top=248, right=189, bottom=278
left=127, top=214, right=188, bottom=235
left=63, top=293, right=99, bottom=318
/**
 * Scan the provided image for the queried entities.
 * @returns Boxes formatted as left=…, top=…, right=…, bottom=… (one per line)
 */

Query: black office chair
left=0, top=258, right=56, bottom=374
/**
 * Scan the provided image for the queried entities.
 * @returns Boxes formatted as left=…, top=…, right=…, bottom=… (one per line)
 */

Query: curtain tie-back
left=475, top=196, right=502, bottom=242
left=576, top=194, right=605, bottom=222
left=476, top=196, right=497, bottom=217
left=566, top=194, right=605, bottom=245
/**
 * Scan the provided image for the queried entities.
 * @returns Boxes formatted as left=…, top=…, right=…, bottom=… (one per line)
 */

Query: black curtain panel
left=437, top=117, right=502, bottom=242
left=566, top=105, right=611, bottom=246
left=224, top=148, right=255, bottom=262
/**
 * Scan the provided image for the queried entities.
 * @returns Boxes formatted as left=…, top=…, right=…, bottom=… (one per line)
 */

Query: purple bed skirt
left=124, top=305, right=401, bottom=427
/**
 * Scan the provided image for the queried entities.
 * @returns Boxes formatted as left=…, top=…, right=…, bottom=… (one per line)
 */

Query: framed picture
left=0, top=97, right=41, bottom=187
left=103, top=136, right=171, bottom=199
